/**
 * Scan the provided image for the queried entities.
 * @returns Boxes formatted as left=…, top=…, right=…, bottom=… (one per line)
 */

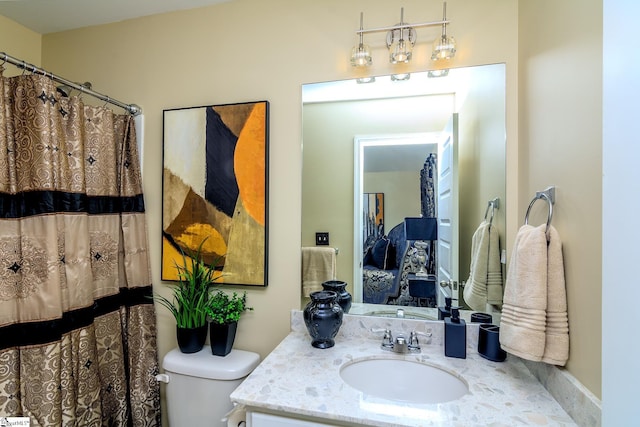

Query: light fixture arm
left=356, top=19, right=449, bottom=36
left=358, top=12, right=365, bottom=45
left=441, top=2, right=448, bottom=38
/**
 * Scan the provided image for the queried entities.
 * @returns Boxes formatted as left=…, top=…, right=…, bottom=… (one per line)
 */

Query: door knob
left=440, top=280, right=458, bottom=290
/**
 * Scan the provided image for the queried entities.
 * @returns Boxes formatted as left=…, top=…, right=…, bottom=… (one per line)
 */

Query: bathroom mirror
left=301, top=63, right=506, bottom=320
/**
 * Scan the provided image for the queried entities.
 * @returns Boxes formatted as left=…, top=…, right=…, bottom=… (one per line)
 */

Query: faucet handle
left=408, top=330, right=432, bottom=352
left=371, top=328, right=394, bottom=349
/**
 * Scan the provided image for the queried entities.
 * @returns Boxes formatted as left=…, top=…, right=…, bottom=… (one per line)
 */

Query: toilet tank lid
left=163, top=348, right=261, bottom=380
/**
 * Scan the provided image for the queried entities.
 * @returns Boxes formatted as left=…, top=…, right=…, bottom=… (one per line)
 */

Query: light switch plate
left=316, top=232, right=329, bottom=246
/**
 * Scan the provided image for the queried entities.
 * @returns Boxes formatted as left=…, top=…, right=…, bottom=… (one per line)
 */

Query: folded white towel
left=499, top=224, right=569, bottom=366
left=301, top=247, right=336, bottom=297
left=463, top=221, right=503, bottom=311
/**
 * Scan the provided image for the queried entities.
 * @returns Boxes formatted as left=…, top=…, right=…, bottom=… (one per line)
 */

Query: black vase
left=210, top=321, right=238, bottom=357
left=321, top=280, right=352, bottom=314
left=176, top=324, right=208, bottom=353
left=303, top=290, right=343, bottom=349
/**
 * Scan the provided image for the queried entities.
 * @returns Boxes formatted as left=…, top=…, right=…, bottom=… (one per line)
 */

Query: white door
left=436, top=114, right=459, bottom=306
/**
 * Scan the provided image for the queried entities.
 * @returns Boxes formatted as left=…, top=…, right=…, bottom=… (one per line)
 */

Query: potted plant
left=154, top=239, right=221, bottom=353
left=205, top=290, right=253, bottom=356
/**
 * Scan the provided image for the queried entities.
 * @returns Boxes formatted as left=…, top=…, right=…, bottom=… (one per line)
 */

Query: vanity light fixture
left=350, top=12, right=373, bottom=67
left=352, top=2, right=455, bottom=67
left=431, top=2, right=456, bottom=61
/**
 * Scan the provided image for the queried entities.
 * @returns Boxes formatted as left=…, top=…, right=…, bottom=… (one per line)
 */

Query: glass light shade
left=391, top=73, right=411, bottom=81
left=351, top=43, right=372, bottom=67
left=431, top=35, right=457, bottom=61
left=390, top=38, right=412, bottom=64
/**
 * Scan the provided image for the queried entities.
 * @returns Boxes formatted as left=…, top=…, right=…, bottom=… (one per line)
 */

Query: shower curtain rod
left=1, top=51, right=141, bottom=116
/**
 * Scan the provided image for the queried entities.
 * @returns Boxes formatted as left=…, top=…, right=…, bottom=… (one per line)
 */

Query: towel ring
left=484, top=203, right=495, bottom=225
left=524, top=193, right=553, bottom=238
left=483, top=198, right=499, bottom=226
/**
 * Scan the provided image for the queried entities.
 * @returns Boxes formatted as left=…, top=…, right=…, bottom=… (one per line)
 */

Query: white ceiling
left=0, top=0, right=232, bottom=34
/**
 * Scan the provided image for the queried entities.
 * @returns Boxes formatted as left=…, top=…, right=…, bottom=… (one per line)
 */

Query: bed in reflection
left=364, top=221, right=435, bottom=306
left=363, top=214, right=440, bottom=306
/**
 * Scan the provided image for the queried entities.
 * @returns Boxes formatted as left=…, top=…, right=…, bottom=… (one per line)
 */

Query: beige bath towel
left=542, top=226, right=569, bottom=366
left=499, top=224, right=548, bottom=361
left=301, top=247, right=336, bottom=297
left=463, top=221, right=503, bottom=311
left=486, top=224, right=504, bottom=306
left=500, top=224, right=569, bottom=365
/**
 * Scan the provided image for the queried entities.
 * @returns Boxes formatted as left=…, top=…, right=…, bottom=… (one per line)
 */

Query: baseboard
left=522, top=359, right=602, bottom=427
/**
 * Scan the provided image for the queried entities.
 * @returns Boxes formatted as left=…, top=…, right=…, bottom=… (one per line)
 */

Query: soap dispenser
left=438, top=297, right=452, bottom=320
left=444, top=307, right=466, bottom=359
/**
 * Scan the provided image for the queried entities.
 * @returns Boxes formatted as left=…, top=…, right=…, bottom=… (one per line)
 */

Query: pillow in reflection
left=371, top=237, right=396, bottom=270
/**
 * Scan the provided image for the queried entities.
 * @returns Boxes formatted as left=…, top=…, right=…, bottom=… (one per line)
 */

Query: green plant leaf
left=205, top=290, right=253, bottom=325
left=151, top=238, right=225, bottom=328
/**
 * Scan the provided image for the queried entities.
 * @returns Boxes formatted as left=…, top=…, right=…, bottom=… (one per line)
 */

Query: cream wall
left=365, top=170, right=426, bottom=231
left=518, top=0, right=602, bottom=397
left=0, top=15, right=41, bottom=75
left=4, top=0, right=610, bottom=407
left=457, top=66, right=507, bottom=284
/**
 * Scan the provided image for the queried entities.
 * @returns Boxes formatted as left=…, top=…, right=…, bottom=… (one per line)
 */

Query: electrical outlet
left=316, top=232, right=329, bottom=246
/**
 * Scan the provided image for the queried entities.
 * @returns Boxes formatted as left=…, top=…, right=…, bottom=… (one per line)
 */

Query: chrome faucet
left=393, top=335, right=408, bottom=353
left=371, top=328, right=431, bottom=353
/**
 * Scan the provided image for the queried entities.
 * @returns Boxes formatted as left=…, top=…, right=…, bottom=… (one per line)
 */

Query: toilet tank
left=162, top=347, right=260, bottom=426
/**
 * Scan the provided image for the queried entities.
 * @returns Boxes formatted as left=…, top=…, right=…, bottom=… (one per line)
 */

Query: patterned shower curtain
left=0, top=70, right=160, bottom=426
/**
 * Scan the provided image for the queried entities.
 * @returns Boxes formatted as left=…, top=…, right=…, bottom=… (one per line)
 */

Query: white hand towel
left=463, top=221, right=491, bottom=311
left=463, top=221, right=503, bottom=311
left=541, top=225, right=569, bottom=366
left=499, top=224, right=548, bottom=361
left=486, top=224, right=504, bottom=306
left=301, top=247, right=336, bottom=297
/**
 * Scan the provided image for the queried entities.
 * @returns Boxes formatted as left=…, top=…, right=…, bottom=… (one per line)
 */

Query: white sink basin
left=340, top=358, right=468, bottom=404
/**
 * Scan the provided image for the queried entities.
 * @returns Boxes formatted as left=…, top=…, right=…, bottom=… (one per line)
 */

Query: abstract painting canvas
left=162, top=101, right=269, bottom=286
left=363, top=192, right=384, bottom=245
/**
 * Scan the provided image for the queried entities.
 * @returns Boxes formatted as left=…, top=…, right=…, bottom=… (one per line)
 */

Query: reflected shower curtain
left=0, top=70, right=161, bottom=426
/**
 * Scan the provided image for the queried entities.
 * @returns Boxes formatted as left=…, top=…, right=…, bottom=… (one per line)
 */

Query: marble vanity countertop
left=230, top=312, right=575, bottom=427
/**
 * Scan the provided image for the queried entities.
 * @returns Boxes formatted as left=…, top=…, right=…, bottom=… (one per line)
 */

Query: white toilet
left=160, top=347, right=260, bottom=426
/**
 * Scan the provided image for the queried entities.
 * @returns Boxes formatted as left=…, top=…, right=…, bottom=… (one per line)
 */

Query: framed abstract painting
left=162, top=101, right=269, bottom=286
left=363, top=192, right=384, bottom=245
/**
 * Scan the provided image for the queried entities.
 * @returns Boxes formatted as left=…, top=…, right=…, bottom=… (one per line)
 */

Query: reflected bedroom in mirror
left=301, top=63, right=506, bottom=322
